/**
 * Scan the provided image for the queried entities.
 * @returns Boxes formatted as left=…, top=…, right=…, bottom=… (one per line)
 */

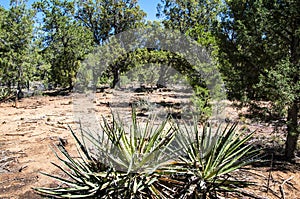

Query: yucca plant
left=34, top=108, right=258, bottom=198
left=167, top=121, right=259, bottom=198
left=34, top=109, right=179, bottom=198
left=84, top=109, right=180, bottom=198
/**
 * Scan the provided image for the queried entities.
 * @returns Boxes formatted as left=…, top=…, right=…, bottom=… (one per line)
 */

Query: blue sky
left=139, top=0, right=161, bottom=21
left=0, top=0, right=161, bottom=21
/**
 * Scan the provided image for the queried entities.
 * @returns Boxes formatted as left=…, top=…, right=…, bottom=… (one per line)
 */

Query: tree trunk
left=68, top=77, right=74, bottom=92
left=285, top=101, right=299, bottom=161
left=285, top=27, right=299, bottom=161
left=16, top=81, right=23, bottom=100
left=111, top=67, right=120, bottom=89
left=156, top=66, right=167, bottom=88
left=15, top=81, right=23, bottom=108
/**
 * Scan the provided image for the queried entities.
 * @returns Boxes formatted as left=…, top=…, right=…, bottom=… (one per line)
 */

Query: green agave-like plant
left=167, top=121, right=259, bottom=198
left=34, top=109, right=178, bottom=198
left=34, top=109, right=259, bottom=198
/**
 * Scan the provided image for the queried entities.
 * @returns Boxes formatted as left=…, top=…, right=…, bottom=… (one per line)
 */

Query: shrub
left=34, top=110, right=258, bottom=198
left=191, top=85, right=212, bottom=122
left=0, top=87, right=12, bottom=101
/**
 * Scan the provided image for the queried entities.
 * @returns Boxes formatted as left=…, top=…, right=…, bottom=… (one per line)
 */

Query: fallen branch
left=262, top=185, right=281, bottom=199
left=266, top=153, right=274, bottom=194
left=279, top=176, right=294, bottom=199
left=4, top=133, right=26, bottom=136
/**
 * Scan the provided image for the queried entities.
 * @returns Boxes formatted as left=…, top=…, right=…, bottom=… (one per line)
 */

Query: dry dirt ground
left=0, top=88, right=299, bottom=199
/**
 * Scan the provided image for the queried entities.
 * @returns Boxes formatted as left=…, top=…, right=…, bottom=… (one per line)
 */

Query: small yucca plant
left=167, top=122, right=259, bottom=198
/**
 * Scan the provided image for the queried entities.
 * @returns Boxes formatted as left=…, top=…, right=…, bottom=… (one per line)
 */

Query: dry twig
left=266, top=153, right=274, bottom=194
left=279, top=176, right=294, bottom=199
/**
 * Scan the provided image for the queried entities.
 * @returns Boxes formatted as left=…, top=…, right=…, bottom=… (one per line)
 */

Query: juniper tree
left=74, top=0, right=146, bottom=87
left=34, top=0, right=94, bottom=89
left=0, top=0, right=37, bottom=98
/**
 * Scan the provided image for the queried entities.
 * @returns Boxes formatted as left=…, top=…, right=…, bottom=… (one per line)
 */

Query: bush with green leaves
left=0, top=87, right=12, bottom=101
left=34, top=110, right=259, bottom=198
left=191, top=85, right=212, bottom=122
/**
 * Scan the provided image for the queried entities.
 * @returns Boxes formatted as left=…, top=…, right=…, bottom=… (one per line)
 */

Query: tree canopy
left=75, top=0, right=146, bottom=45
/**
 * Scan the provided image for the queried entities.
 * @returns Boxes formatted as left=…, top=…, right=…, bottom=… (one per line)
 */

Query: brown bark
left=285, top=24, right=299, bottom=161
left=112, top=67, right=120, bottom=88
left=285, top=101, right=299, bottom=161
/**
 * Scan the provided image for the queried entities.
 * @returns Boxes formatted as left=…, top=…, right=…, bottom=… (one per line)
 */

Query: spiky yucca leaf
left=33, top=131, right=114, bottom=198
left=84, top=109, right=177, bottom=174
left=170, top=122, right=259, bottom=198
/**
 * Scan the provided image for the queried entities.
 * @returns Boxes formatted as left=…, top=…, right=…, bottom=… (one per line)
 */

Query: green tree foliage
left=75, top=0, right=146, bottom=87
left=107, top=47, right=206, bottom=88
left=156, top=0, right=222, bottom=53
left=215, top=0, right=271, bottom=100
left=0, top=0, right=37, bottom=98
left=157, top=0, right=221, bottom=34
left=156, top=0, right=226, bottom=121
left=156, top=0, right=224, bottom=82
left=74, top=0, right=146, bottom=87
left=34, top=0, right=94, bottom=89
left=75, top=0, right=146, bottom=45
left=157, top=0, right=299, bottom=160
left=216, top=0, right=299, bottom=160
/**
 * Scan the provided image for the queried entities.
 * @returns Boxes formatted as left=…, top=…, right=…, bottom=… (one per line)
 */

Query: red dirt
left=0, top=90, right=299, bottom=198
